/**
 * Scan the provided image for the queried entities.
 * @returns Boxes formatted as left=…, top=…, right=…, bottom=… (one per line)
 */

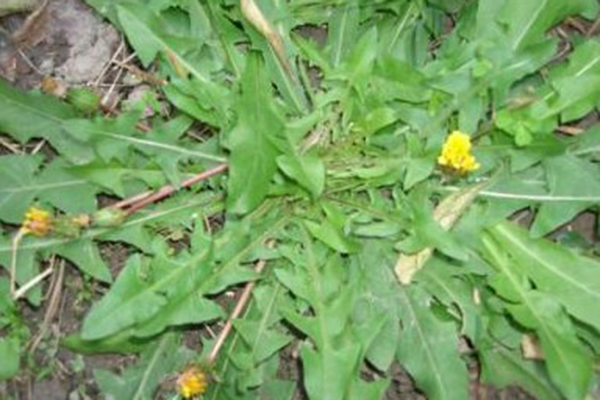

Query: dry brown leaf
left=240, top=0, right=293, bottom=78
left=522, top=334, right=544, bottom=360
left=395, top=180, right=489, bottom=285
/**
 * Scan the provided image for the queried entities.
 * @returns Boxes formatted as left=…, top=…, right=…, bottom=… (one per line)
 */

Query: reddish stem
left=208, top=257, right=267, bottom=364
left=123, top=163, right=228, bottom=216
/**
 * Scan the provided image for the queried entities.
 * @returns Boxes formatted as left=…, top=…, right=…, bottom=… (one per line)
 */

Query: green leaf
left=304, top=219, right=358, bottom=254
left=531, top=154, right=600, bottom=236
left=233, top=319, right=290, bottom=364
left=497, top=0, right=596, bottom=51
left=55, top=239, right=112, bottom=283
left=226, top=52, right=284, bottom=214
left=133, top=292, right=223, bottom=338
left=0, top=156, right=97, bottom=224
left=231, top=283, right=291, bottom=365
left=533, top=39, right=600, bottom=122
left=277, top=151, right=325, bottom=197
left=0, top=337, right=20, bottom=380
left=115, top=3, right=229, bottom=122
left=483, top=231, right=593, bottom=400
left=94, top=333, right=192, bottom=400
left=479, top=345, right=562, bottom=400
left=489, top=222, right=600, bottom=333
left=326, top=0, right=359, bottom=67
left=416, top=259, right=480, bottom=338
left=0, top=155, right=41, bottom=224
left=82, top=211, right=287, bottom=340
left=509, top=293, right=592, bottom=400
left=301, top=345, right=361, bottom=400
left=82, top=255, right=167, bottom=339
left=0, top=235, right=40, bottom=305
left=62, top=331, right=150, bottom=355
left=0, top=80, right=93, bottom=163
left=396, top=285, right=470, bottom=400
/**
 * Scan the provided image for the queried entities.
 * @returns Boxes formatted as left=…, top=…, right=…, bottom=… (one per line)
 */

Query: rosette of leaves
left=1, top=0, right=600, bottom=399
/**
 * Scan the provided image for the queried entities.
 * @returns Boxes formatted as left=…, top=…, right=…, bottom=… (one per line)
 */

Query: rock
left=0, top=0, right=120, bottom=86
left=47, top=0, right=119, bottom=84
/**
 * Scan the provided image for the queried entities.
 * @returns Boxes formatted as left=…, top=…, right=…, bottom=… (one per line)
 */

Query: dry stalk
left=207, top=240, right=274, bottom=364
left=240, top=0, right=293, bottom=79
left=123, top=163, right=228, bottom=216
left=29, top=258, right=65, bottom=353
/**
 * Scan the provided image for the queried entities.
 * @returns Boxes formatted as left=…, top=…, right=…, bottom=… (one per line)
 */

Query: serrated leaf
left=233, top=319, right=290, bottom=364
left=490, top=222, right=600, bottom=333
left=82, top=255, right=167, bottom=339
left=397, top=285, right=470, bottom=400
left=0, top=80, right=93, bottom=163
left=396, top=181, right=487, bottom=284
left=530, top=155, right=600, bottom=236
left=304, top=219, right=358, bottom=254
left=483, top=231, right=593, bottom=400
left=544, top=40, right=600, bottom=122
left=134, top=292, right=223, bottom=338
left=116, top=4, right=229, bottom=122
left=83, top=211, right=287, bottom=340
left=497, top=0, right=595, bottom=51
left=479, top=345, right=562, bottom=400
left=55, top=239, right=112, bottom=283
left=0, top=156, right=96, bottom=224
left=94, top=333, right=192, bottom=400
left=277, top=151, right=325, bottom=197
left=301, top=345, right=361, bottom=400
left=416, top=258, right=480, bottom=338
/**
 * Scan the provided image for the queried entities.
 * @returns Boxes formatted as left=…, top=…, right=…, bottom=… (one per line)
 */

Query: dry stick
left=113, top=163, right=228, bottom=211
left=208, top=257, right=268, bottom=364
left=123, top=163, right=228, bottom=216
left=587, top=17, right=600, bottom=37
left=14, top=267, right=53, bottom=300
left=29, top=259, right=64, bottom=353
left=112, top=190, right=154, bottom=209
left=93, top=40, right=125, bottom=87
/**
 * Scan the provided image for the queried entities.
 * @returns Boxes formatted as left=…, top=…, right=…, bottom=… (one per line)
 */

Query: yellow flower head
left=22, top=207, right=53, bottom=236
left=437, top=131, right=480, bottom=174
left=177, top=367, right=208, bottom=399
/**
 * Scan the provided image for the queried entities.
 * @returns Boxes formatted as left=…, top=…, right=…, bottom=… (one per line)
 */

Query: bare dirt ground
left=0, top=1, right=597, bottom=399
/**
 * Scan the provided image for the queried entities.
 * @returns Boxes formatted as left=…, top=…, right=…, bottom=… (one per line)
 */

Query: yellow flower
left=177, top=367, right=208, bottom=399
left=437, top=131, right=480, bottom=174
left=21, top=207, right=53, bottom=236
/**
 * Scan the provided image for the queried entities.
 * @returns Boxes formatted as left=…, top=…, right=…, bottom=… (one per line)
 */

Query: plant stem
left=123, top=163, right=228, bottom=216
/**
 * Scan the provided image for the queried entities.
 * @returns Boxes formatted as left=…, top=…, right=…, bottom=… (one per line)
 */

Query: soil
left=0, top=2, right=597, bottom=400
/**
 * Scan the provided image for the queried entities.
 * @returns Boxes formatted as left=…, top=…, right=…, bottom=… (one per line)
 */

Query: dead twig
left=240, top=0, right=293, bottom=79
left=587, top=16, right=600, bottom=37
left=123, top=163, right=228, bottom=216
left=556, top=125, right=585, bottom=136
left=29, top=258, right=65, bottom=353
left=207, top=241, right=273, bottom=364
left=13, top=266, right=53, bottom=300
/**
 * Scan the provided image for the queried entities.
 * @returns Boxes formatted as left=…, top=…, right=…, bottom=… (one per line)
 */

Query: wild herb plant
left=1, top=0, right=600, bottom=399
